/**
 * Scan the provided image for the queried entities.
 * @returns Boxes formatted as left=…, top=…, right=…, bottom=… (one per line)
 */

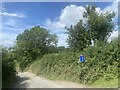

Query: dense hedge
left=28, top=39, right=118, bottom=87
left=2, top=48, right=17, bottom=88
left=79, top=40, right=118, bottom=84
left=29, top=51, right=80, bottom=82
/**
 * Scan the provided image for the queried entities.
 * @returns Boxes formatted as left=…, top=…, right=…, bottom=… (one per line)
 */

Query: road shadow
left=11, top=75, right=30, bottom=88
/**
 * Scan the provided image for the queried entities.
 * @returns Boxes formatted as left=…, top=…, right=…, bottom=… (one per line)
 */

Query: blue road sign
left=79, top=55, right=85, bottom=62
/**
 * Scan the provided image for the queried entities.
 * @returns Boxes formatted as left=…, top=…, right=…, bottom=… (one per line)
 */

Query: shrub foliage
left=1, top=47, right=16, bottom=88
left=29, top=39, right=118, bottom=86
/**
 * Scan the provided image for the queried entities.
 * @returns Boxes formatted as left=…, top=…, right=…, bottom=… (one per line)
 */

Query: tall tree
left=14, top=26, right=58, bottom=70
left=66, top=20, right=91, bottom=51
left=66, top=5, right=115, bottom=51
left=84, top=5, right=115, bottom=45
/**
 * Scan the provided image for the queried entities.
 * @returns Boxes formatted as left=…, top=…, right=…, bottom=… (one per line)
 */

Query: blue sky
left=3, top=2, right=112, bottom=27
left=1, top=1, right=119, bottom=47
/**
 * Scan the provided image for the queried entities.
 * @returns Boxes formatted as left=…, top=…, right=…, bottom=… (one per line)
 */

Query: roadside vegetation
left=28, top=38, right=118, bottom=88
left=2, top=5, right=118, bottom=88
left=1, top=46, right=17, bottom=88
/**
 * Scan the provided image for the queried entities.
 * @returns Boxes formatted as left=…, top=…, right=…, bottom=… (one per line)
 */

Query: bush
left=2, top=47, right=17, bottom=88
left=79, top=39, right=118, bottom=84
left=28, top=39, right=118, bottom=87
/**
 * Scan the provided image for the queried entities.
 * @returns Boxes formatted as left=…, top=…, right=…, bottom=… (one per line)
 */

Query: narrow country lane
left=13, top=72, right=85, bottom=88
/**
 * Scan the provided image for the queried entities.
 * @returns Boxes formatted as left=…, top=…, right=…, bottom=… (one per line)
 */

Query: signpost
left=79, top=55, right=85, bottom=62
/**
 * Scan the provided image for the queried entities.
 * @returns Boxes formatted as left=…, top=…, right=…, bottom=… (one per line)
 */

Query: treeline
left=14, top=5, right=116, bottom=71
left=1, top=5, right=118, bottom=88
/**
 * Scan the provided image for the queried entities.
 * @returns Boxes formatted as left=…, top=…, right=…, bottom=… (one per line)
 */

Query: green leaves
left=2, top=47, right=16, bottom=88
left=66, top=20, right=89, bottom=51
left=29, top=38, right=118, bottom=86
left=85, top=5, right=115, bottom=43
left=66, top=5, right=115, bottom=51
left=15, top=26, right=58, bottom=70
left=79, top=39, right=118, bottom=84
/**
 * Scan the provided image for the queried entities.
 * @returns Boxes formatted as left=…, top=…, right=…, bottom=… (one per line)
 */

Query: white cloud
left=45, top=5, right=86, bottom=47
left=103, top=0, right=119, bottom=23
left=45, top=19, right=65, bottom=33
left=1, top=25, right=35, bottom=47
left=57, top=34, right=68, bottom=47
left=45, top=5, right=86, bottom=34
left=95, top=7, right=103, bottom=14
left=103, top=0, right=119, bottom=41
left=45, top=3, right=118, bottom=47
left=45, top=1, right=119, bottom=46
left=2, top=12, right=26, bottom=18
left=0, top=32, right=17, bottom=47
left=1, top=25, right=34, bottom=47
left=59, top=5, right=85, bottom=26
left=46, top=3, right=119, bottom=35
left=1, top=16, right=33, bottom=47
left=103, top=0, right=119, bottom=14
left=4, top=18, right=18, bottom=28
left=2, top=17, right=32, bottom=33
left=108, top=30, right=118, bottom=42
